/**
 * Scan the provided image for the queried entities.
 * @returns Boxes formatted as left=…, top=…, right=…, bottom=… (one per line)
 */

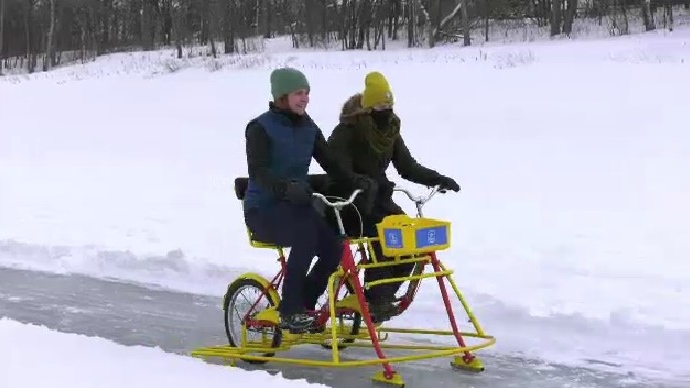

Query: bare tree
left=24, top=0, right=36, bottom=73
left=551, top=0, right=563, bottom=36
left=428, top=0, right=462, bottom=47
left=483, top=0, right=490, bottom=42
left=611, top=0, right=630, bottom=35
left=43, top=0, right=56, bottom=71
left=141, top=0, right=156, bottom=50
left=222, top=0, right=237, bottom=54
left=460, top=0, right=469, bottom=46
left=665, top=0, right=674, bottom=31
left=407, top=0, right=417, bottom=47
left=170, top=0, right=185, bottom=58
left=0, top=0, right=5, bottom=75
left=387, top=0, right=401, bottom=40
left=206, top=0, right=218, bottom=57
left=562, top=0, right=577, bottom=36
left=640, top=0, right=656, bottom=31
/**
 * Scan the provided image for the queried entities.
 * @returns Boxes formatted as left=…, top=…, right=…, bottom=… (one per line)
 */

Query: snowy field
left=0, top=317, right=323, bottom=388
left=2, top=25, right=690, bottom=385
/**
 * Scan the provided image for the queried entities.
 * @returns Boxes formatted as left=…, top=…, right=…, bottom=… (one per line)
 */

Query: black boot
left=368, top=300, right=398, bottom=323
left=279, top=313, right=316, bottom=334
left=364, top=288, right=399, bottom=324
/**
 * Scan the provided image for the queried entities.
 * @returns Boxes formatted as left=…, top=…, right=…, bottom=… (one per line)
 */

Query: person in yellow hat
left=325, top=71, right=460, bottom=323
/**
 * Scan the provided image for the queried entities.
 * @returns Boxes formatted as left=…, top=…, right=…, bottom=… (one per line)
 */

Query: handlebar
left=392, top=185, right=445, bottom=217
left=312, top=189, right=364, bottom=237
left=394, top=185, right=444, bottom=204
left=309, top=184, right=450, bottom=236
left=312, top=189, right=363, bottom=209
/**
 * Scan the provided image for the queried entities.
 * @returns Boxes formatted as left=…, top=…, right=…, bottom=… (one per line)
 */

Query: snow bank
left=0, top=317, right=326, bottom=388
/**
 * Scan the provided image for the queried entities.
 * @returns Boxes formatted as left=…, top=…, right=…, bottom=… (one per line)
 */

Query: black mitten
left=351, top=175, right=377, bottom=216
left=436, top=176, right=460, bottom=192
left=285, top=181, right=313, bottom=205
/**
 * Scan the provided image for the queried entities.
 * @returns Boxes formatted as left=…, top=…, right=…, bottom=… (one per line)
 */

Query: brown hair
left=274, top=95, right=290, bottom=110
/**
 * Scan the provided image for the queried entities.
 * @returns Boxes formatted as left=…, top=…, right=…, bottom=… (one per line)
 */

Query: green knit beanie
left=270, top=68, right=310, bottom=100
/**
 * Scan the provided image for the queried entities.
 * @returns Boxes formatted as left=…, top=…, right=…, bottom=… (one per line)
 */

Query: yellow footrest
left=371, top=370, right=405, bottom=386
left=254, top=307, right=280, bottom=325
left=335, top=294, right=363, bottom=314
left=451, top=355, right=485, bottom=372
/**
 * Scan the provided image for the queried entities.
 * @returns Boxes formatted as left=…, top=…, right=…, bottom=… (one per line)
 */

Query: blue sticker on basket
left=415, top=226, right=448, bottom=248
left=384, top=228, right=403, bottom=249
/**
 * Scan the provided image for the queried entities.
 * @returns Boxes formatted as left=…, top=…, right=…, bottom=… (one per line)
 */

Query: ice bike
left=191, top=174, right=496, bottom=387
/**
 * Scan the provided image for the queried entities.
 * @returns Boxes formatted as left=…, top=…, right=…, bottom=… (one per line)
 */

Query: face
left=372, top=103, right=393, bottom=112
left=370, top=103, right=394, bottom=125
left=287, top=88, right=310, bottom=115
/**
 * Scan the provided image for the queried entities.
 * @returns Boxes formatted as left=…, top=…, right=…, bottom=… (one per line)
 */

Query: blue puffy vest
left=244, top=110, right=318, bottom=209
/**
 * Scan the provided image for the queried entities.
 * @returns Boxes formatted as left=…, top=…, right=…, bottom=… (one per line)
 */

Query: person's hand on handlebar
left=350, top=174, right=377, bottom=215
left=352, top=175, right=376, bottom=192
left=285, top=180, right=313, bottom=205
left=434, top=175, right=460, bottom=192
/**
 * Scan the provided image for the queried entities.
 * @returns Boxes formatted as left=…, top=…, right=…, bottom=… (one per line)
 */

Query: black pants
left=330, top=198, right=416, bottom=303
left=245, top=202, right=344, bottom=316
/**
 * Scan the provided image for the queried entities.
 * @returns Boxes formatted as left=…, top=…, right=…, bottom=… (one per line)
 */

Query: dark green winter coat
left=326, top=93, right=445, bottom=219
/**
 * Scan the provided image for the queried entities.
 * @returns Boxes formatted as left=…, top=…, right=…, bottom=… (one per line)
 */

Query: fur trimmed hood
left=333, top=92, right=402, bottom=159
left=338, top=93, right=371, bottom=124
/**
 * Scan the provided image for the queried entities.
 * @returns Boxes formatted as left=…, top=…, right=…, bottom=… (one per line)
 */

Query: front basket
left=376, top=214, right=451, bottom=257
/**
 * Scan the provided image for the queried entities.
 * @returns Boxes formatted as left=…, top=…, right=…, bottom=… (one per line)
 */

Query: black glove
left=436, top=176, right=460, bottom=192
left=351, top=175, right=377, bottom=216
left=353, top=175, right=376, bottom=192
left=377, top=178, right=395, bottom=199
left=284, top=181, right=313, bottom=205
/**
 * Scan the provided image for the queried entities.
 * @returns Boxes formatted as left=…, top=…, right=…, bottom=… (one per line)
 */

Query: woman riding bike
left=243, top=67, right=373, bottom=333
left=325, top=71, right=460, bottom=323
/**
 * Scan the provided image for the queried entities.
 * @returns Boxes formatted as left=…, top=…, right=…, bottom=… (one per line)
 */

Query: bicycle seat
left=233, top=174, right=331, bottom=200
left=235, top=174, right=332, bottom=249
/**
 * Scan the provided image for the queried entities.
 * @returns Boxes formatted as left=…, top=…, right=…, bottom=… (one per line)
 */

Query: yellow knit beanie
left=361, top=71, right=394, bottom=109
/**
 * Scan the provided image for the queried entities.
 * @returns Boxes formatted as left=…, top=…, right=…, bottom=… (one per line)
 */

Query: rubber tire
left=223, top=278, right=282, bottom=365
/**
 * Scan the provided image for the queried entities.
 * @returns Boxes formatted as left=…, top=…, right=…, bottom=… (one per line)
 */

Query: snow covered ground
left=0, top=317, right=324, bottom=388
left=2, top=26, right=689, bottom=384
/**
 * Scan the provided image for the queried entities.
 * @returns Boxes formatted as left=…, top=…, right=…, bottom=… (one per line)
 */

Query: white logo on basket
left=427, top=230, right=436, bottom=245
left=388, top=231, right=399, bottom=245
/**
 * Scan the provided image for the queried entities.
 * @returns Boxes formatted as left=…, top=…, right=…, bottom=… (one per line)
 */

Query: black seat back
left=234, top=174, right=331, bottom=200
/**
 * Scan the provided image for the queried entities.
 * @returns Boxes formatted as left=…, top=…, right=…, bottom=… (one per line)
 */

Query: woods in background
left=0, top=0, right=688, bottom=74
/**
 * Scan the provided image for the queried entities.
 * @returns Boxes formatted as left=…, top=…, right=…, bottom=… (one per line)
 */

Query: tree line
left=0, top=0, right=688, bottom=74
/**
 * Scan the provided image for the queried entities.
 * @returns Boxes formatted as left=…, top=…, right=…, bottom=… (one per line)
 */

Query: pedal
left=280, top=323, right=324, bottom=336
left=254, top=307, right=280, bottom=325
left=307, top=324, right=326, bottom=334
left=335, top=294, right=363, bottom=314
left=284, top=326, right=309, bottom=335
